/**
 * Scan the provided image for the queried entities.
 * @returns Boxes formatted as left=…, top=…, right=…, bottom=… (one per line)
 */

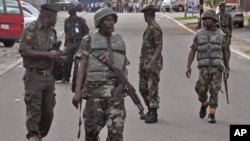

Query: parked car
left=54, top=0, right=83, bottom=11
left=21, top=1, right=40, bottom=17
left=173, top=0, right=185, bottom=12
left=161, top=0, right=185, bottom=12
left=0, top=0, right=24, bottom=47
left=216, top=3, right=244, bottom=27
left=54, top=1, right=70, bottom=11
left=23, top=10, right=37, bottom=27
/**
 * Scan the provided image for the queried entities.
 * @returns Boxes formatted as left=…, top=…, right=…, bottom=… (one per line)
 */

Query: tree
left=204, top=0, right=223, bottom=8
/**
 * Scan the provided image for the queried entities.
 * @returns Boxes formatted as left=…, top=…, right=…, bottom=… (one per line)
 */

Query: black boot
left=199, top=104, right=208, bottom=119
left=208, top=114, right=216, bottom=123
left=145, top=108, right=158, bottom=123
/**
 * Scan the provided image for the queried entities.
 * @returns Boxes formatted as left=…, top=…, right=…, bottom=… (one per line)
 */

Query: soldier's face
left=48, top=13, right=57, bottom=27
left=144, top=11, right=154, bottom=22
left=203, top=18, right=215, bottom=29
left=99, top=15, right=115, bottom=33
left=219, top=6, right=226, bottom=11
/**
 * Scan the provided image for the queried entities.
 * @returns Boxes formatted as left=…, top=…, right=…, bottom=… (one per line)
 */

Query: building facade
left=225, top=0, right=250, bottom=11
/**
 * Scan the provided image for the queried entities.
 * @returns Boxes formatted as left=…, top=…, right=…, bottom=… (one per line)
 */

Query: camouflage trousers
left=139, top=70, right=160, bottom=109
left=224, top=35, right=231, bottom=48
left=83, top=97, right=126, bottom=141
left=23, top=71, right=56, bottom=139
left=195, top=67, right=222, bottom=107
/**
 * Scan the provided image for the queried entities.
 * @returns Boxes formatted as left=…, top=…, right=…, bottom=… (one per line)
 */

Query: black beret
left=68, top=7, right=77, bottom=15
left=41, top=4, right=59, bottom=13
left=141, top=5, right=158, bottom=12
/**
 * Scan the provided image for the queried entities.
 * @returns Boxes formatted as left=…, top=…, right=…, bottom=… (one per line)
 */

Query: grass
left=175, top=16, right=198, bottom=21
left=244, top=15, right=250, bottom=21
left=244, top=50, right=250, bottom=54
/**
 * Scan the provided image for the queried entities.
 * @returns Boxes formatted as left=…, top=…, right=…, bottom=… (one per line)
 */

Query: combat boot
left=208, top=106, right=216, bottom=124
left=145, top=108, right=158, bottom=123
left=208, top=114, right=216, bottom=123
left=199, top=101, right=208, bottom=118
left=28, top=136, right=40, bottom=141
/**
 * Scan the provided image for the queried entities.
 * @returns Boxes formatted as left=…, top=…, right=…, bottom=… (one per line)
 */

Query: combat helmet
left=201, top=9, right=218, bottom=22
left=94, top=7, right=117, bottom=28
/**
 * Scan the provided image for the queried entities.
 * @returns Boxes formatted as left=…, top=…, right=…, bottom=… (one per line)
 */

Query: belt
left=26, top=68, right=52, bottom=76
left=68, top=39, right=81, bottom=42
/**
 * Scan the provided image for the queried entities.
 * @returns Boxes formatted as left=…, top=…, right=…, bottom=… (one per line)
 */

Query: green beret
left=41, top=4, right=59, bottom=13
left=219, top=2, right=226, bottom=6
left=140, top=5, right=158, bottom=12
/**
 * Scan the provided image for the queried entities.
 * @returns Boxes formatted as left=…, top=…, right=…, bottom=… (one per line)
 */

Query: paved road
left=0, top=11, right=250, bottom=141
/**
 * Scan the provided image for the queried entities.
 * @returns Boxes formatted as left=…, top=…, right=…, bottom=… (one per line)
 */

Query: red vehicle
left=0, top=0, right=24, bottom=47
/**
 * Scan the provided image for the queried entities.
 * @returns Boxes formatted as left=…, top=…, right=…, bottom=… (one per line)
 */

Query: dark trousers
left=23, top=71, right=55, bottom=138
left=63, top=41, right=81, bottom=81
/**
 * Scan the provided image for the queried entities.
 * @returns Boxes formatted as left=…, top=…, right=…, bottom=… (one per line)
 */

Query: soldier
left=19, top=4, right=60, bottom=141
left=72, top=7, right=130, bottom=141
left=62, top=7, right=89, bottom=83
left=186, top=9, right=230, bottom=124
left=217, top=2, right=233, bottom=61
left=139, top=5, right=163, bottom=123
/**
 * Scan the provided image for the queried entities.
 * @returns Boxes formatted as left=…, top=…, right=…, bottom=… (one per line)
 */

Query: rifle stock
left=98, top=54, right=146, bottom=119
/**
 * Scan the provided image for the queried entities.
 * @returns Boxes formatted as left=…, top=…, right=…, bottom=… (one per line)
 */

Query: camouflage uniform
left=63, top=8, right=89, bottom=82
left=191, top=27, right=228, bottom=107
left=139, top=20, right=163, bottom=109
left=19, top=19, right=57, bottom=138
left=76, top=30, right=129, bottom=141
left=217, top=3, right=233, bottom=49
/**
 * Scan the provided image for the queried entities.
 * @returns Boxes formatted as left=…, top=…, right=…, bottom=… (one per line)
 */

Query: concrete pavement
left=163, top=11, right=250, bottom=60
left=1, top=11, right=250, bottom=76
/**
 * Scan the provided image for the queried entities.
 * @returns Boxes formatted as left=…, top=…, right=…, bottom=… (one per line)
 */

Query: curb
left=0, top=27, right=67, bottom=78
left=0, top=58, right=22, bottom=77
left=162, top=13, right=250, bottom=60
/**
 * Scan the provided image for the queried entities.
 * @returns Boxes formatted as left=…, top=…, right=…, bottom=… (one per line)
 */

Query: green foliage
left=245, top=15, right=250, bottom=20
left=244, top=50, right=250, bottom=54
left=204, top=0, right=223, bottom=8
left=175, top=16, right=198, bottom=21
left=50, top=0, right=58, bottom=4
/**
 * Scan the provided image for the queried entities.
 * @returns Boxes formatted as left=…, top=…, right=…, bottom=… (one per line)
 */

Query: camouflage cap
left=41, top=4, right=59, bottom=13
left=219, top=2, right=226, bottom=6
left=140, top=5, right=158, bottom=12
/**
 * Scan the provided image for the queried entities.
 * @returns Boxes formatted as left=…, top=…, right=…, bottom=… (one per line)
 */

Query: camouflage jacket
left=217, top=12, right=232, bottom=37
left=140, top=22, right=163, bottom=73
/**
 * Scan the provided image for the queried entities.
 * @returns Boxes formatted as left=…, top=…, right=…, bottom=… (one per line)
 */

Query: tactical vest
left=196, top=29, right=224, bottom=68
left=85, top=32, right=126, bottom=84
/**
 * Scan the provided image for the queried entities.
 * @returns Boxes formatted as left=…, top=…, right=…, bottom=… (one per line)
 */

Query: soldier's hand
left=48, top=51, right=60, bottom=59
left=72, top=92, right=82, bottom=109
left=186, top=67, right=192, bottom=78
left=224, top=68, right=230, bottom=80
left=146, top=63, right=153, bottom=73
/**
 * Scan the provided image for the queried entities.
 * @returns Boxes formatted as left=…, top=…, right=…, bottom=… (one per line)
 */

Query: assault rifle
left=98, top=54, right=146, bottom=119
left=50, top=40, right=62, bottom=52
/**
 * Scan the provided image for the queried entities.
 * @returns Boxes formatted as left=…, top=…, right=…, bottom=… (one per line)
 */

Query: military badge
left=25, top=31, right=33, bottom=42
left=50, top=35, right=54, bottom=41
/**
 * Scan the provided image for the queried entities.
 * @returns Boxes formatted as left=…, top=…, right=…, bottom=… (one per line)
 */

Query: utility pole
left=184, top=0, right=188, bottom=18
left=198, top=0, right=204, bottom=29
